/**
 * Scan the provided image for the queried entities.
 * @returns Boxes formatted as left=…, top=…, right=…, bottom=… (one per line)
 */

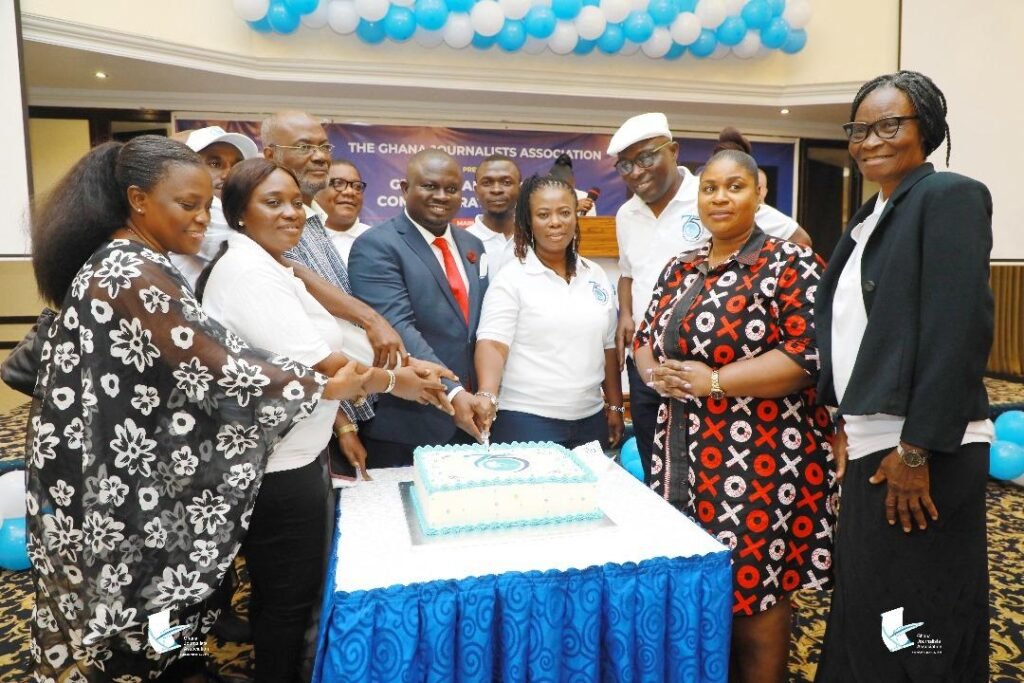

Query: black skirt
left=815, top=442, right=990, bottom=683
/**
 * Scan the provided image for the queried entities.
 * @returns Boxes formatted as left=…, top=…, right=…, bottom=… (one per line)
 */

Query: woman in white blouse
left=474, top=174, right=623, bottom=449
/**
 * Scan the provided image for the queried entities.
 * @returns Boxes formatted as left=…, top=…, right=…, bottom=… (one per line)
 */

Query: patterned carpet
left=2, top=377, right=1024, bottom=681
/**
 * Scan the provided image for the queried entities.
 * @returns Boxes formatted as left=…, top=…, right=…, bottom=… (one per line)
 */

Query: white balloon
left=695, top=0, right=726, bottom=29
left=600, top=0, right=631, bottom=24
left=328, top=0, right=361, bottom=34
left=731, top=30, right=760, bottom=58
left=500, top=0, right=532, bottom=21
left=523, top=36, right=549, bottom=53
left=641, top=26, right=672, bottom=58
left=575, top=6, right=607, bottom=41
left=301, top=1, right=330, bottom=28
left=471, top=0, right=506, bottom=37
left=670, top=12, right=701, bottom=45
left=549, top=20, right=578, bottom=54
left=234, top=0, right=270, bottom=22
left=709, top=42, right=730, bottom=59
left=629, top=0, right=649, bottom=11
left=783, top=0, right=813, bottom=29
left=619, top=39, right=640, bottom=55
left=723, top=0, right=744, bottom=15
left=416, top=28, right=446, bottom=47
left=354, top=0, right=389, bottom=22
left=0, top=471, right=26, bottom=521
left=443, top=13, right=475, bottom=48
left=391, top=0, right=415, bottom=6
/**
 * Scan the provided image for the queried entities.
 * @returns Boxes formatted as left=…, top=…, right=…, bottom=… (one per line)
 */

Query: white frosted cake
left=411, top=442, right=600, bottom=535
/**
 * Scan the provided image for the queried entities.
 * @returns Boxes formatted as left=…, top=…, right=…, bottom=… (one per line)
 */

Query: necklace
left=121, top=222, right=164, bottom=253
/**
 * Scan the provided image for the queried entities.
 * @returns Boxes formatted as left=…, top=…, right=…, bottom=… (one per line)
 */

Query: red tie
left=433, top=237, right=469, bottom=323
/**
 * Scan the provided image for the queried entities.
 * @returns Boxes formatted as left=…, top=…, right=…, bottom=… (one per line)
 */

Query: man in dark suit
left=349, top=149, right=492, bottom=466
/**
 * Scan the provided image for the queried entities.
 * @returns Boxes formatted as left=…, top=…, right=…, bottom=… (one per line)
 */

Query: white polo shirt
left=169, top=197, right=230, bottom=291
left=201, top=231, right=341, bottom=473
left=478, top=250, right=616, bottom=421
left=325, top=219, right=372, bottom=266
left=466, top=215, right=515, bottom=277
left=616, top=166, right=799, bottom=329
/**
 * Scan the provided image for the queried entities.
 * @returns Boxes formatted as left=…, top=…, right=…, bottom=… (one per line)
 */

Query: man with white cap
left=169, top=126, right=259, bottom=289
left=608, top=113, right=807, bottom=484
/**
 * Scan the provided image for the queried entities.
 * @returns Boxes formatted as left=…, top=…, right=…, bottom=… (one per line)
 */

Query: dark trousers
left=489, top=408, right=608, bottom=450
left=362, top=427, right=476, bottom=468
left=626, top=356, right=659, bottom=484
left=243, top=458, right=327, bottom=683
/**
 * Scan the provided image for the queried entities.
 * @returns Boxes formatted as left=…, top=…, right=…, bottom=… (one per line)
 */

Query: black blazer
left=815, top=163, right=993, bottom=454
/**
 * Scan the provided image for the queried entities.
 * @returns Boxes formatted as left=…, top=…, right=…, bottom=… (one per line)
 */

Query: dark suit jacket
left=816, top=163, right=993, bottom=454
left=348, top=213, right=487, bottom=446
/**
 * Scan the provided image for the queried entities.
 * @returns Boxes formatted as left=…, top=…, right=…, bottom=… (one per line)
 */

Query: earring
left=238, top=220, right=245, bottom=227
left=136, top=208, right=143, bottom=214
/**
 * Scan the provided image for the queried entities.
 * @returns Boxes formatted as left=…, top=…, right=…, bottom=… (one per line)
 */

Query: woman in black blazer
left=814, top=71, right=993, bottom=682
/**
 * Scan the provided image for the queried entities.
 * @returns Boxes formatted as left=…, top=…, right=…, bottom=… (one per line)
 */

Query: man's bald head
left=260, top=111, right=332, bottom=202
left=402, top=149, right=462, bottom=235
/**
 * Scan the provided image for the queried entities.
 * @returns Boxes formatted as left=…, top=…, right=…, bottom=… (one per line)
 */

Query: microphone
left=579, top=187, right=600, bottom=216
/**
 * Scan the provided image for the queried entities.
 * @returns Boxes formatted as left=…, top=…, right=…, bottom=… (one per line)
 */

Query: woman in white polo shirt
left=475, top=175, right=624, bottom=449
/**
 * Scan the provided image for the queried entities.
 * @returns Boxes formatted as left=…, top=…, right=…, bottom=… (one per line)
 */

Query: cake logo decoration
left=474, top=453, right=529, bottom=473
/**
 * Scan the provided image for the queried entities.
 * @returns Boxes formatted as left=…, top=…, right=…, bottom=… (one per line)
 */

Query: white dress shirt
left=169, top=196, right=231, bottom=291
left=466, top=215, right=515, bottom=277
left=325, top=219, right=372, bottom=266
left=407, top=210, right=469, bottom=289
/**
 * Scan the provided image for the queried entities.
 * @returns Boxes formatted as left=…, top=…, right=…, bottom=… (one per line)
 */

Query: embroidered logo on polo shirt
left=590, top=282, right=609, bottom=303
left=682, top=215, right=704, bottom=241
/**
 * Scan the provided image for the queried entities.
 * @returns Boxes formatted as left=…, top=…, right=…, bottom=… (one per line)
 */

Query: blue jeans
left=490, top=408, right=608, bottom=450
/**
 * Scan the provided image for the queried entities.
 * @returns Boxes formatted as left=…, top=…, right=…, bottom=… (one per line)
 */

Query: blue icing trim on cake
left=409, top=484, right=603, bottom=537
left=414, top=441, right=598, bottom=494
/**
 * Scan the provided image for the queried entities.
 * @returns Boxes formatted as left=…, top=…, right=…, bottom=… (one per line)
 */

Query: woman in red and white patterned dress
left=633, top=150, right=837, bottom=683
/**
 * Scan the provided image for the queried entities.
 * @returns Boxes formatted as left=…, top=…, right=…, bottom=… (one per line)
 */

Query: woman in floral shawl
left=25, top=136, right=367, bottom=682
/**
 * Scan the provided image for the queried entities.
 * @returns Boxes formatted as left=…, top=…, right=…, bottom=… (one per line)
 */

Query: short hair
left=850, top=70, right=951, bottom=165
left=712, top=127, right=752, bottom=156
left=514, top=174, right=579, bottom=278
left=31, top=135, right=201, bottom=304
left=222, top=158, right=301, bottom=231
left=702, top=149, right=760, bottom=183
left=479, top=153, right=517, bottom=167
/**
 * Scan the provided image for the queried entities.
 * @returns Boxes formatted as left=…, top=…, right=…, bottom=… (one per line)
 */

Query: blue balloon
left=781, top=27, right=806, bottom=54
left=447, top=0, right=474, bottom=11
left=716, top=15, right=746, bottom=46
left=760, top=17, right=790, bottom=49
left=995, top=410, right=1024, bottom=446
left=741, top=0, right=772, bottom=29
left=267, top=0, right=301, bottom=33
left=990, top=440, right=1024, bottom=480
left=582, top=0, right=601, bottom=6
left=356, top=19, right=387, bottom=44
left=573, top=37, right=597, bottom=54
left=472, top=32, right=497, bottom=49
left=665, top=42, right=685, bottom=59
left=689, top=28, right=717, bottom=57
left=676, top=0, right=697, bottom=12
left=552, top=0, right=583, bottom=20
left=597, top=23, right=625, bottom=53
left=648, top=0, right=677, bottom=26
left=524, top=6, right=556, bottom=38
left=497, top=19, right=527, bottom=51
left=622, top=11, right=654, bottom=43
left=766, top=0, right=785, bottom=17
left=248, top=16, right=273, bottom=32
left=0, top=517, right=30, bottom=571
left=284, top=0, right=318, bottom=14
left=383, top=5, right=416, bottom=41
left=618, top=438, right=644, bottom=482
left=415, top=0, right=449, bottom=30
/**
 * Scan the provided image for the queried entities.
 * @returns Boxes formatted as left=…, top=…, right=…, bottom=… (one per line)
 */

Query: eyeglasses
left=841, top=116, right=919, bottom=143
left=269, top=142, right=335, bottom=155
left=614, top=140, right=673, bottom=176
left=328, top=179, right=367, bottom=192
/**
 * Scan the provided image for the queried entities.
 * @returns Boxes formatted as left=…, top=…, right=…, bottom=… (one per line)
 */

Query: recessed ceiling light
left=780, top=108, right=790, bottom=115
left=95, top=71, right=108, bottom=80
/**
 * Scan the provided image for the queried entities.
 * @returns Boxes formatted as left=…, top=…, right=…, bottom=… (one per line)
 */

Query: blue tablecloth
left=313, top=455, right=732, bottom=683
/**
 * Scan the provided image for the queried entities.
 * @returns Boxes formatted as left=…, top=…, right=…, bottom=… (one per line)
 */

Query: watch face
left=900, top=449, right=926, bottom=467
left=709, top=389, right=725, bottom=401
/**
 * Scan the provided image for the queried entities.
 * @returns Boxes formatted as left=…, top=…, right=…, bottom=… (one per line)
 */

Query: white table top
left=334, top=447, right=727, bottom=593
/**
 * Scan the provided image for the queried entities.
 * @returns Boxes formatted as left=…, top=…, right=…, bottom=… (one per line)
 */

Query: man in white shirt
left=608, top=112, right=807, bottom=483
left=465, top=154, right=520, bottom=276
left=314, top=159, right=372, bottom=266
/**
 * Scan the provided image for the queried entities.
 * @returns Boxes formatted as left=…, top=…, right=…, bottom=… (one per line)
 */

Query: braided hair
left=850, top=70, right=952, bottom=166
left=514, top=174, right=580, bottom=279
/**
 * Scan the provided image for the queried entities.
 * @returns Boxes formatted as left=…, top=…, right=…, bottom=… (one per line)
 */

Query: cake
left=410, top=441, right=601, bottom=536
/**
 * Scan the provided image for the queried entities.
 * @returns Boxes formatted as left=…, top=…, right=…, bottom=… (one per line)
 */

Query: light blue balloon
left=472, top=32, right=497, bottom=49
left=995, top=410, right=1024, bottom=445
left=766, top=0, right=785, bottom=17
left=665, top=42, right=685, bottom=59
left=574, top=37, right=597, bottom=54
left=415, top=0, right=449, bottom=30
left=267, top=0, right=301, bottom=33
left=284, top=0, right=319, bottom=14
left=384, top=5, right=416, bottom=41
left=760, top=16, right=790, bottom=49
left=582, top=0, right=601, bottom=6
left=648, top=0, right=677, bottom=26
left=497, top=19, right=527, bottom=51
left=356, top=18, right=387, bottom=44
left=622, top=11, right=654, bottom=43
left=689, top=28, right=717, bottom=57
left=618, top=438, right=644, bottom=482
left=741, top=0, right=772, bottom=30
left=524, top=6, right=556, bottom=39
left=552, top=0, right=583, bottom=20
left=781, top=27, right=806, bottom=54
left=676, top=0, right=697, bottom=12
left=0, top=517, right=29, bottom=571
left=990, top=440, right=1024, bottom=480
left=597, top=23, right=625, bottom=53
left=447, top=0, right=474, bottom=11
left=716, top=15, right=746, bottom=45
left=248, top=16, right=273, bottom=33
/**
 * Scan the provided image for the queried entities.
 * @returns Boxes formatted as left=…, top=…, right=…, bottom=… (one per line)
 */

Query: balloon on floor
left=990, top=440, right=1024, bottom=482
left=0, top=470, right=28, bottom=571
left=618, top=436, right=644, bottom=482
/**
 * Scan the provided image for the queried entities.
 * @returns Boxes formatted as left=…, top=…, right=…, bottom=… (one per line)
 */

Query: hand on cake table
left=452, top=391, right=491, bottom=442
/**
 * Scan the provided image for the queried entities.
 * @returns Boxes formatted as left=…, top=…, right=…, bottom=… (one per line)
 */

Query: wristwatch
left=897, top=443, right=929, bottom=468
left=709, top=369, right=726, bottom=401
left=477, top=391, right=499, bottom=409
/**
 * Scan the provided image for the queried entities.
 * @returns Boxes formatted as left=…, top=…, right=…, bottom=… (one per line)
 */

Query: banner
left=176, top=119, right=795, bottom=226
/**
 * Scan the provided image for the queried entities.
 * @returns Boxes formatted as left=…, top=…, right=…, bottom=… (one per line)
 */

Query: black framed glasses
left=270, top=142, right=335, bottom=155
left=841, top=116, right=919, bottom=143
left=328, top=179, right=367, bottom=192
left=614, top=140, right=673, bottom=176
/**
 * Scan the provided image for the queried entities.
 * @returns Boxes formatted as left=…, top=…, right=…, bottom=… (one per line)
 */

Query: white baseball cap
left=607, top=113, right=674, bottom=155
left=182, top=126, right=259, bottom=159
